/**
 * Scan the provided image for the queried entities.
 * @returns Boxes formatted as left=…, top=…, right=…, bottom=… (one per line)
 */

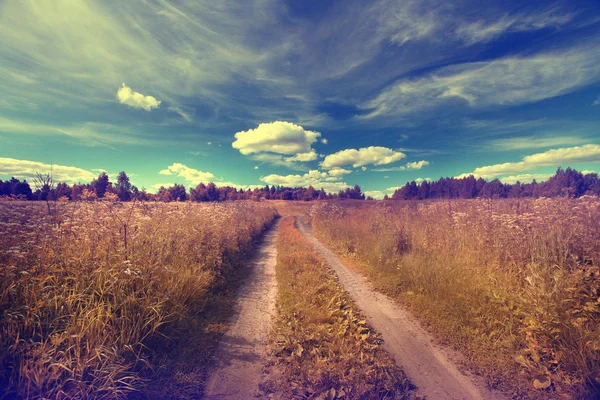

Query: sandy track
left=203, top=220, right=280, bottom=399
left=296, top=217, right=506, bottom=400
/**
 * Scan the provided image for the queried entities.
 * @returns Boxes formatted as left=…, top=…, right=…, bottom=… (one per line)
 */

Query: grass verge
left=262, top=217, right=417, bottom=399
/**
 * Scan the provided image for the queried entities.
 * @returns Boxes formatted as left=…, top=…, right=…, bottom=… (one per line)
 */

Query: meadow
left=0, top=200, right=277, bottom=398
left=309, top=197, right=600, bottom=399
left=1, top=196, right=599, bottom=399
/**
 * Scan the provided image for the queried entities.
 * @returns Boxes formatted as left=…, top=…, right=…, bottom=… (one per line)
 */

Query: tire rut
left=296, top=216, right=507, bottom=400
left=203, top=219, right=280, bottom=399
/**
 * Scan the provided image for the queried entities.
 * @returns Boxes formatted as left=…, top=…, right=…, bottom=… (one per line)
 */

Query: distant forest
left=389, top=167, right=600, bottom=200
left=0, top=167, right=598, bottom=202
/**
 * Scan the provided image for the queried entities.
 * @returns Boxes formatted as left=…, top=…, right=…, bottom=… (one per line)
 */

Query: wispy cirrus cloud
left=363, top=44, right=600, bottom=119
left=0, top=116, right=146, bottom=146
left=372, top=160, right=430, bottom=172
left=486, top=135, right=588, bottom=151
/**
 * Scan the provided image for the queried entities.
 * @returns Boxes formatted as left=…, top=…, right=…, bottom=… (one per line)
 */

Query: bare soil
left=296, top=216, right=507, bottom=400
left=203, top=220, right=280, bottom=399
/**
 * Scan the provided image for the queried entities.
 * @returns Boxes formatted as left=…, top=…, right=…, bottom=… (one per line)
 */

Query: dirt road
left=296, top=217, right=506, bottom=400
left=203, top=220, right=279, bottom=399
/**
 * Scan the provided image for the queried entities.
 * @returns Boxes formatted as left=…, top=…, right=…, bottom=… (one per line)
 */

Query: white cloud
left=363, top=45, right=600, bottom=118
left=373, top=160, right=430, bottom=172
left=285, top=150, right=318, bottom=163
left=321, top=138, right=328, bottom=144
left=456, top=11, right=573, bottom=45
left=487, top=135, right=588, bottom=151
left=117, top=83, right=161, bottom=111
left=364, top=186, right=401, bottom=200
left=0, top=116, right=145, bottom=146
left=328, top=167, right=352, bottom=177
left=321, top=146, right=406, bottom=169
left=249, top=153, right=307, bottom=171
left=415, top=177, right=432, bottom=184
left=159, top=163, right=214, bottom=184
left=150, top=183, right=177, bottom=192
left=458, top=144, right=600, bottom=179
left=0, top=0, right=292, bottom=121
left=232, top=121, right=321, bottom=156
left=500, top=174, right=554, bottom=184
left=260, top=170, right=350, bottom=193
left=593, top=96, right=600, bottom=106
left=0, top=157, right=96, bottom=184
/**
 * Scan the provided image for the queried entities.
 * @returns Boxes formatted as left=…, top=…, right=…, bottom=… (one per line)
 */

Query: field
left=0, top=201, right=277, bottom=398
left=1, top=197, right=599, bottom=399
left=309, top=197, right=600, bottom=398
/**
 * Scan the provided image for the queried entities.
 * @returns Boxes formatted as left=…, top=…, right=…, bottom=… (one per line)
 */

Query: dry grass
left=309, top=197, right=600, bottom=399
left=263, top=217, right=417, bottom=399
left=0, top=200, right=277, bottom=399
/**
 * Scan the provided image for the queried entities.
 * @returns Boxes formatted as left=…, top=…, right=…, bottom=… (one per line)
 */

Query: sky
left=1, top=0, right=600, bottom=199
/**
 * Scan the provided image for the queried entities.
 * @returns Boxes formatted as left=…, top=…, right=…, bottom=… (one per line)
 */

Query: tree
left=168, top=184, right=187, bottom=202
left=115, top=171, right=133, bottom=201
left=92, top=172, right=111, bottom=198
left=206, top=182, right=218, bottom=201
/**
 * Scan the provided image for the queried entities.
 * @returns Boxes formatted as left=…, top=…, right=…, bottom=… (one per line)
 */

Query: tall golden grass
left=0, top=200, right=277, bottom=399
left=263, top=217, right=416, bottom=399
left=309, top=197, right=600, bottom=399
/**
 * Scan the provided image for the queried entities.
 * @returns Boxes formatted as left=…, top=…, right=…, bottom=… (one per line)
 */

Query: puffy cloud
left=117, top=83, right=161, bottom=111
left=159, top=163, right=214, bottom=184
left=415, top=177, right=433, bottom=184
left=458, top=144, right=600, bottom=179
left=500, top=174, right=553, bottom=184
left=0, top=157, right=96, bottom=184
left=364, top=187, right=401, bottom=200
left=373, top=160, right=430, bottom=172
left=321, top=138, right=328, bottom=144
left=260, top=170, right=350, bottom=193
left=328, top=167, right=352, bottom=177
left=232, top=121, right=321, bottom=156
left=321, top=146, right=406, bottom=169
left=285, top=151, right=318, bottom=163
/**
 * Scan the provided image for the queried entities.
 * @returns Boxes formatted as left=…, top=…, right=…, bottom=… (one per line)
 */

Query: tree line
left=2, top=167, right=598, bottom=202
left=0, top=171, right=365, bottom=202
left=389, top=168, right=600, bottom=200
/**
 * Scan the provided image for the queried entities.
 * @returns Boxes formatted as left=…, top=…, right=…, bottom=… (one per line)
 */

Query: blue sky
left=1, top=0, right=599, bottom=198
